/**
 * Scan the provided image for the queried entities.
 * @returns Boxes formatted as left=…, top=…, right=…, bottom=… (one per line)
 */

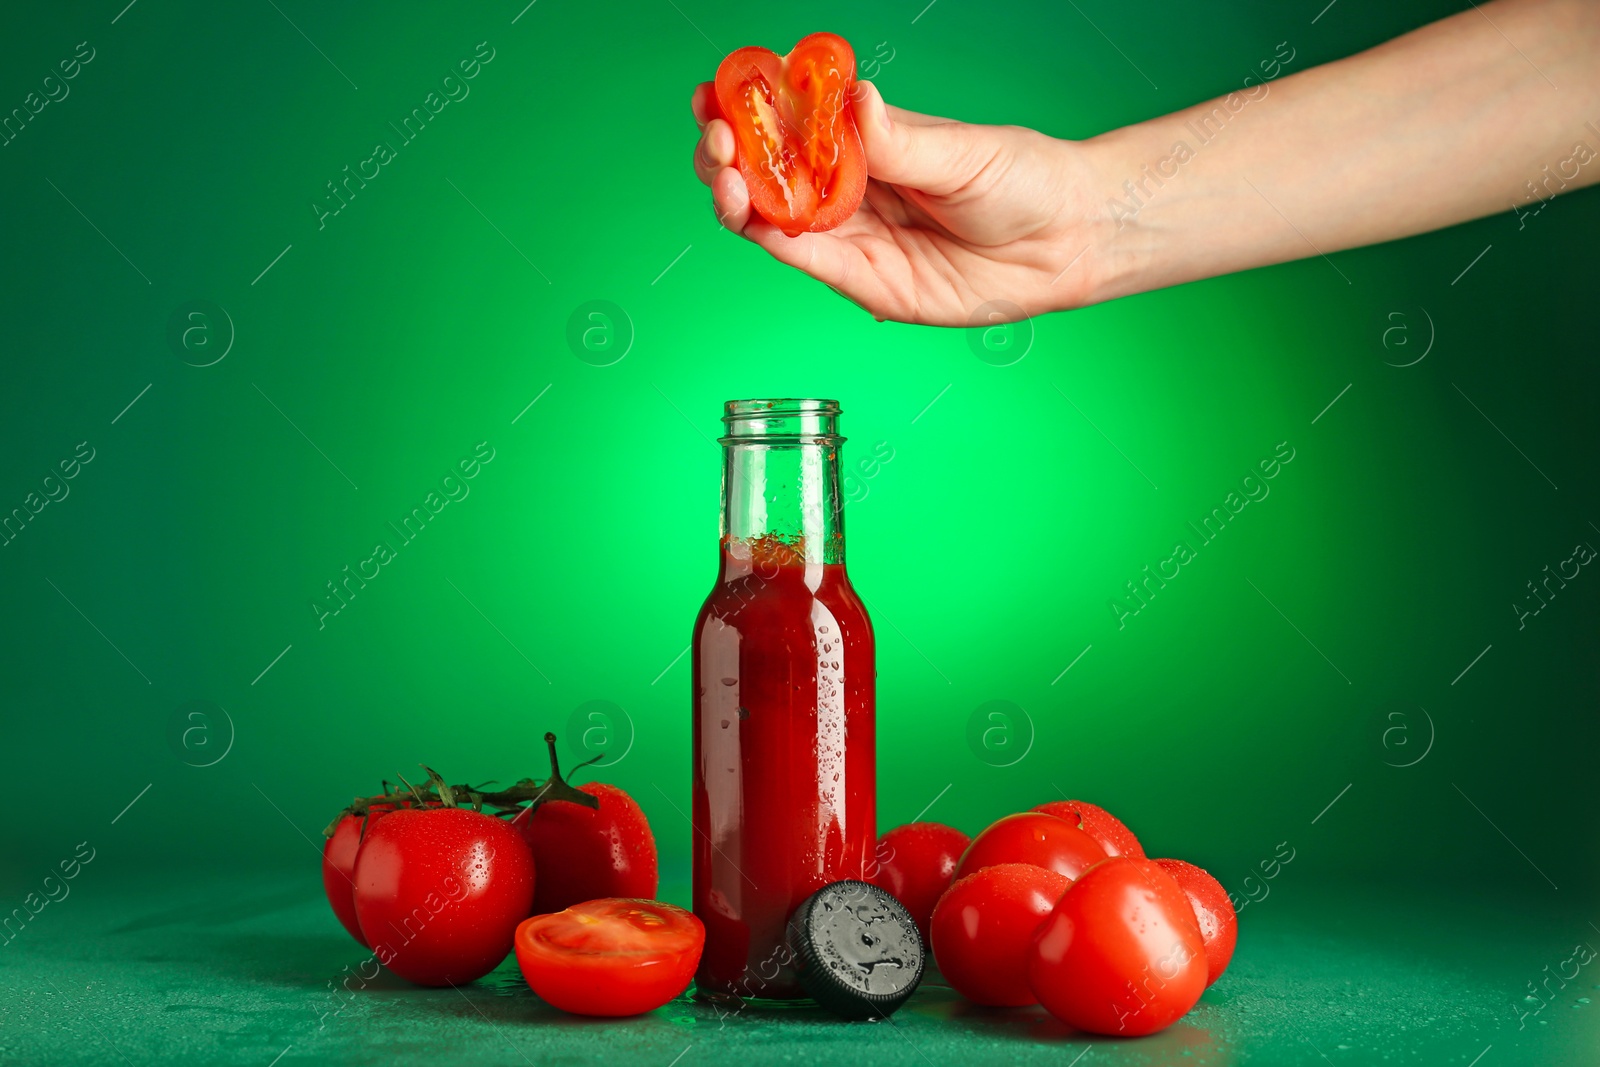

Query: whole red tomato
left=870, top=822, right=971, bottom=944
left=516, top=782, right=656, bottom=914
left=930, top=862, right=1071, bottom=1006
left=512, top=739, right=658, bottom=914
left=955, top=812, right=1106, bottom=882
left=515, top=898, right=704, bottom=1016
left=323, top=800, right=417, bottom=947
left=323, top=811, right=375, bottom=947
left=1033, top=799, right=1145, bottom=859
left=1027, top=857, right=1207, bottom=1036
left=713, top=33, right=867, bottom=235
left=1154, top=858, right=1237, bottom=987
left=353, top=806, right=535, bottom=985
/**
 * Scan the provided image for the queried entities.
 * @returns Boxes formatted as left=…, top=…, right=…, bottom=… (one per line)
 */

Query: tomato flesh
left=1027, top=857, right=1207, bottom=1036
left=714, top=33, right=866, bottom=235
left=515, top=898, right=705, bottom=1016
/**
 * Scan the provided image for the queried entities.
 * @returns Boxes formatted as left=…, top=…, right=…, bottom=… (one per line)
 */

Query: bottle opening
left=721, top=398, right=843, bottom=445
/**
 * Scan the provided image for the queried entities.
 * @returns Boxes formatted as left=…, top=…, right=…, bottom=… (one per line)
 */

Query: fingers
left=693, top=115, right=748, bottom=230
left=690, top=77, right=904, bottom=320
left=691, top=81, right=751, bottom=230
left=882, top=102, right=957, bottom=129
left=691, top=77, right=735, bottom=193
left=852, top=80, right=981, bottom=196
left=693, top=120, right=735, bottom=187
left=710, top=166, right=751, bottom=233
left=690, top=81, right=716, bottom=128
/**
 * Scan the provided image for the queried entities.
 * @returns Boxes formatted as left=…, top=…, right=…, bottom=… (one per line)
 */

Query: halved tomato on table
left=515, top=898, right=705, bottom=1016
left=713, top=32, right=867, bottom=235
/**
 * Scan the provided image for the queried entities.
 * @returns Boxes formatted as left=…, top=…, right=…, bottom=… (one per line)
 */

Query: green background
left=2, top=0, right=1596, bottom=1064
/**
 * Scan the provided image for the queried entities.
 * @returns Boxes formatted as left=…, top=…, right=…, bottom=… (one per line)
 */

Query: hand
left=691, top=80, right=1108, bottom=326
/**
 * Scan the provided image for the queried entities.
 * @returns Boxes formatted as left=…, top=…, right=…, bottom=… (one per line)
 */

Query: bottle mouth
left=720, top=398, right=843, bottom=445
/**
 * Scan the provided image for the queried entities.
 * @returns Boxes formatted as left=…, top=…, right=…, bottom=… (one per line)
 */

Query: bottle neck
left=720, top=441, right=845, bottom=573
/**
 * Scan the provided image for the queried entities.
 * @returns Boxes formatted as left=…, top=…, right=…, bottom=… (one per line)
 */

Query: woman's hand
left=691, top=80, right=1111, bottom=326
left=691, top=3, right=1600, bottom=326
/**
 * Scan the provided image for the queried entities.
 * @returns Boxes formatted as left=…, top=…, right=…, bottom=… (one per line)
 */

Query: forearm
left=1081, top=0, right=1600, bottom=303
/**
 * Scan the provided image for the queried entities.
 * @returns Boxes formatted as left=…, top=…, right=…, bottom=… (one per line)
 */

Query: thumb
left=852, top=80, right=980, bottom=195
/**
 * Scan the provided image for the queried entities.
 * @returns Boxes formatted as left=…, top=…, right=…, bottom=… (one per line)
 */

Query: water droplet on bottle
left=720, top=677, right=737, bottom=686
left=720, top=719, right=730, bottom=729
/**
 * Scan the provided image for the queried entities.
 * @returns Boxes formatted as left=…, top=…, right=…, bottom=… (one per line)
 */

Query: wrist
left=1025, top=126, right=1166, bottom=314
left=1065, top=122, right=1185, bottom=308
left=1065, top=103, right=1288, bottom=309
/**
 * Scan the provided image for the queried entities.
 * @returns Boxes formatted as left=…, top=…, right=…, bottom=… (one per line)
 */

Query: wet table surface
left=2, top=869, right=1594, bottom=1067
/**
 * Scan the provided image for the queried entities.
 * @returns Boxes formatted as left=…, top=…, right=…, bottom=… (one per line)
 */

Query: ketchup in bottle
left=691, top=399, right=876, bottom=1001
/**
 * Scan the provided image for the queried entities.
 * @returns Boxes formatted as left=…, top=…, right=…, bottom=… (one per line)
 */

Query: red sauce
left=691, top=537, right=876, bottom=999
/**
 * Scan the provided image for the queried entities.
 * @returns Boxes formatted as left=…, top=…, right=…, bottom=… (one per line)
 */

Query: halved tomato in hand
left=515, top=898, right=705, bottom=1016
left=713, top=32, right=867, bottom=235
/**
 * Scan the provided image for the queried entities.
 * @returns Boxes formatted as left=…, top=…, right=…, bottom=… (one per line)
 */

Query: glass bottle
left=691, top=398, right=877, bottom=1001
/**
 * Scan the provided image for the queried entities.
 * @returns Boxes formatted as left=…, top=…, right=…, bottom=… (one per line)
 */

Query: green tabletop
left=4, top=870, right=1592, bottom=1067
